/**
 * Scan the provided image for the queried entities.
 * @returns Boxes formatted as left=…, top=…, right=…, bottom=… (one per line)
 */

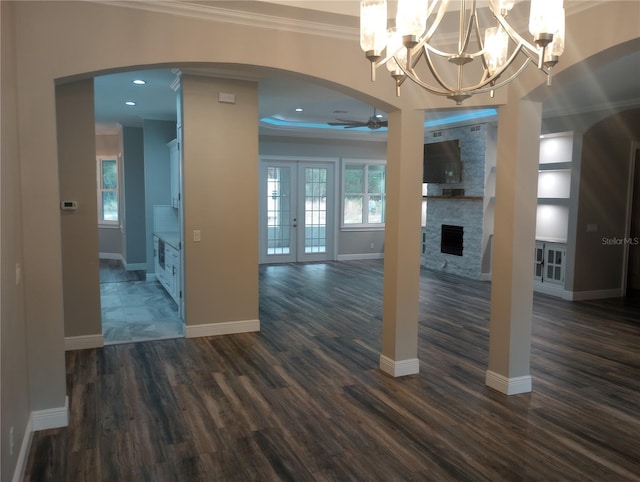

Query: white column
left=380, top=108, right=424, bottom=377
left=486, top=98, right=542, bottom=395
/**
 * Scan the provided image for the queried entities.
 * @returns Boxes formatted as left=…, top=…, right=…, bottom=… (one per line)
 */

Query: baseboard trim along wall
left=566, top=287, right=624, bottom=301
left=125, top=262, right=146, bottom=271
left=337, top=253, right=384, bottom=261
left=32, top=395, right=69, bottom=431
left=99, top=252, right=124, bottom=262
left=379, top=355, right=420, bottom=377
left=12, top=418, right=33, bottom=482
left=485, top=370, right=532, bottom=395
left=64, top=334, right=104, bottom=351
left=185, top=319, right=260, bottom=338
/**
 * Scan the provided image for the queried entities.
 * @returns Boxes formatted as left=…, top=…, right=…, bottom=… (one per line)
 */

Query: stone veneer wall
left=421, top=123, right=496, bottom=279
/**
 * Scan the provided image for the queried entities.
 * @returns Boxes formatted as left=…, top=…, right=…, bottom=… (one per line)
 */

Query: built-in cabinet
left=534, top=131, right=573, bottom=296
left=154, top=233, right=181, bottom=304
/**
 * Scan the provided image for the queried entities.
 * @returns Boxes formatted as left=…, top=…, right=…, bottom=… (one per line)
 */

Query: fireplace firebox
left=441, top=225, right=464, bottom=256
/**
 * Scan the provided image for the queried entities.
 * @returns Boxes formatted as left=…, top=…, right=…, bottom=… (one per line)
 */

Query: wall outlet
left=370, top=242, right=375, bottom=249
left=193, top=230, right=201, bottom=242
left=16, top=263, right=21, bottom=285
left=9, top=426, right=14, bottom=456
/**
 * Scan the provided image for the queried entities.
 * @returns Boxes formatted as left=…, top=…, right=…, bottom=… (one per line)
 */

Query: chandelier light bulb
left=484, top=26, right=509, bottom=76
left=529, top=0, right=564, bottom=47
left=396, top=0, right=428, bottom=47
left=360, top=0, right=388, bottom=59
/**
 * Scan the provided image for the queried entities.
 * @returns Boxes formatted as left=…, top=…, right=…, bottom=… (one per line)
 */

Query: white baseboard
left=485, top=370, right=532, bottom=395
left=337, top=253, right=384, bottom=261
left=379, top=354, right=420, bottom=377
left=565, top=287, right=624, bottom=301
left=478, top=272, right=492, bottom=281
left=124, top=262, right=146, bottom=271
left=185, top=319, right=260, bottom=338
left=31, top=396, right=69, bottom=431
left=99, top=252, right=124, bottom=262
left=64, top=334, right=104, bottom=351
left=12, top=417, right=33, bottom=482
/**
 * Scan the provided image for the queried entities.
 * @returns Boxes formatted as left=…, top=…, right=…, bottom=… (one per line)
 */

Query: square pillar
left=486, top=99, right=542, bottom=395
left=380, top=108, right=424, bottom=377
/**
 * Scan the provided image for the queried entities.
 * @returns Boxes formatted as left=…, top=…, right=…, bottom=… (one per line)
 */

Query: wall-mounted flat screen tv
left=423, top=139, right=462, bottom=184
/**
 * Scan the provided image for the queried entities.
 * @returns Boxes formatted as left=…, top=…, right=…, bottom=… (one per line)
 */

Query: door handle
left=292, top=218, right=297, bottom=228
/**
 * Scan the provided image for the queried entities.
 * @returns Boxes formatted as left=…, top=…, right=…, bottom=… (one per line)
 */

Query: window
left=343, top=161, right=386, bottom=227
left=97, top=157, right=119, bottom=225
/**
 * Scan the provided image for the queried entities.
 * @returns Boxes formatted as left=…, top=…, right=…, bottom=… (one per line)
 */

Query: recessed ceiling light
left=125, top=101, right=136, bottom=106
left=132, top=79, right=146, bottom=85
left=376, top=114, right=383, bottom=118
left=295, top=108, right=303, bottom=112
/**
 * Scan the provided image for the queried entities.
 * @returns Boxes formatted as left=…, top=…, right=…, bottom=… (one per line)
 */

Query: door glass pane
left=266, top=167, right=291, bottom=255
left=304, top=167, right=327, bottom=254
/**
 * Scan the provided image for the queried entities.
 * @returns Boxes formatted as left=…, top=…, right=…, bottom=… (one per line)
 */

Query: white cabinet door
left=168, top=139, right=180, bottom=209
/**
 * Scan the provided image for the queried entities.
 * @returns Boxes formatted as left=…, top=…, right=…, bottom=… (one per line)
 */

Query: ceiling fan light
left=395, top=0, right=428, bottom=39
left=529, top=0, right=564, bottom=46
left=360, top=0, right=388, bottom=57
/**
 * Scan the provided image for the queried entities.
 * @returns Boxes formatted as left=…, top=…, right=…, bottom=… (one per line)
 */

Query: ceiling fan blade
left=344, top=123, right=369, bottom=129
left=328, top=121, right=367, bottom=127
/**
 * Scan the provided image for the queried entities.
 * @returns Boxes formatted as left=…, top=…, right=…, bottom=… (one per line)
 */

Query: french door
left=259, top=160, right=334, bottom=263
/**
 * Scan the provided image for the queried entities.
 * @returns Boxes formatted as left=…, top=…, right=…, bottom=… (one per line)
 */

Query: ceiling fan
left=328, top=107, right=388, bottom=130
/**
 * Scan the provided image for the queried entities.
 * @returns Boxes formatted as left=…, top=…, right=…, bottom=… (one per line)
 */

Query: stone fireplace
left=421, top=123, right=496, bottom=280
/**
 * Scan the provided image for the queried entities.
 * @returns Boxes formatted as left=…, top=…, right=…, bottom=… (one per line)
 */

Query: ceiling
left=93, top=1, right=640, bottom=139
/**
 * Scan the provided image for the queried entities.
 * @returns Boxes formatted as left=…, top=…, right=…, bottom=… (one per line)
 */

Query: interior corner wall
left=572, top=109, right=640, bottom=293
left=181, top=75, right=259, bottom=326
left=143, top=120, right=176, bottom=274
left=1, top=3, right=31, bottom=480
left=123, top=127, right=146, bottom=267
left=57, top=80, right=102, bottom=338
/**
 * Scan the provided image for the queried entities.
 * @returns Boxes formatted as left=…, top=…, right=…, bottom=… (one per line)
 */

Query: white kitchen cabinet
left=153, top=233, right=181, bottom=304
left=167, top=139, right=181, bottom=209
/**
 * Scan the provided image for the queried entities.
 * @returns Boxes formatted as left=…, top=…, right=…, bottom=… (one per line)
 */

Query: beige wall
left=57, top=80, right=102, bottom=338
left=1, top=3, right=31, bottom=480
left=3, top=0, right=638, bottom=439
left=181, top=75, right=259, bottom=326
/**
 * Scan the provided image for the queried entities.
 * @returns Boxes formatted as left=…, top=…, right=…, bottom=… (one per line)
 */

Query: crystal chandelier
left=360, top=0, right=566, bottom=104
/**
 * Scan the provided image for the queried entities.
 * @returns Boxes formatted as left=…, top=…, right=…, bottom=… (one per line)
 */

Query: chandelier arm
left=494, top=13, right=541, bottom=61
left=471, top=58, right=534, bottom=94
left=458, top=0, right=477, bottom=55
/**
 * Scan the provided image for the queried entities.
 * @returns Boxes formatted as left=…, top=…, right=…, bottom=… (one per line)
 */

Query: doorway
left=259, top=159, right=335, bottom=264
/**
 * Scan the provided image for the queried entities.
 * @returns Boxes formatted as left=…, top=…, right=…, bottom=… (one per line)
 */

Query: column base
left=485, top=370, right=532, bottom=395
left=379, top=354, right=420, bottom=377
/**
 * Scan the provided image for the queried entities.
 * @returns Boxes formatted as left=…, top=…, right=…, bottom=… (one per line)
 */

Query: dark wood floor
left=24, top=260, right=640, bottom=481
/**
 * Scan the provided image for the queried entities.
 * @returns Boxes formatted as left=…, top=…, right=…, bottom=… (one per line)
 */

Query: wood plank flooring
left=24, top=260, right=640, bottom=481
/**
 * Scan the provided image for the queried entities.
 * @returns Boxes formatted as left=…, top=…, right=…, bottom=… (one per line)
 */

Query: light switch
left=193, top=230, right=201, bottom=242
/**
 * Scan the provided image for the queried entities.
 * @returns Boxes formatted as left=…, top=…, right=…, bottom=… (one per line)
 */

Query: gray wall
left=143, top=120, right=176, bottom=273
left=123, top=127, right=146, bottom=267
left=260, top=136, right=388, bottom=257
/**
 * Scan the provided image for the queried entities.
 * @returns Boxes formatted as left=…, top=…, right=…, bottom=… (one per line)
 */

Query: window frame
left=341, top=159, right=387, bottom=230
left=97, top=156, right=120, bottom=227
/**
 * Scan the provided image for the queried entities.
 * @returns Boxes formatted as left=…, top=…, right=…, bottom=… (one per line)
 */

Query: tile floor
left=100, top=260, right=184, bottom=344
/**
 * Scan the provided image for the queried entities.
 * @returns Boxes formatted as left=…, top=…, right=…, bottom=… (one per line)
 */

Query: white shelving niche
left=535, top=131, right=574, bottom=297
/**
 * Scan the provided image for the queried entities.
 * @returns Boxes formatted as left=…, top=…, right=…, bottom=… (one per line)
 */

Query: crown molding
left=88, top=1, right=358, bottom=41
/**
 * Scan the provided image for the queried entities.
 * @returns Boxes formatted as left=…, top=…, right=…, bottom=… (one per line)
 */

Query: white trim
left=185, top=319, right=260, bottom=338
left=64, top=334, right=104, bottom=351
left=99, top=252, right=124, bottom=262
left=12, top=418, right=33, bottom=482
left=485, top=370, right=532, bottom=395
left=379, top=355, right=420, bottom=377
left=533, top=281, right=565, bottom=299
left=124, top=262, right=146, bottom=271
left=337, top=253, right=384, bottom=261
left=31, top=396, right=69, bottom=431
left=478, top=273, right=492, bottom=281
left=564, top=288, right=624, bottom=301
